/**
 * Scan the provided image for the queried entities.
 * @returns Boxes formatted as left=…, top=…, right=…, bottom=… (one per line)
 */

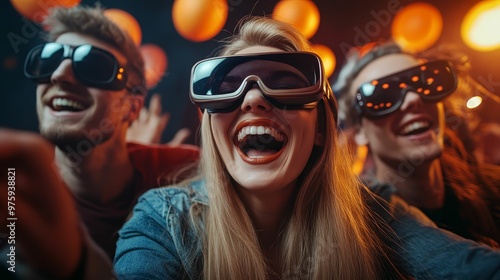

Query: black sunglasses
left=24, top=43, right=144, bottom=94
left=190, top=52, right=329, bottom=113
left=355, top=60, right=457, bottom=118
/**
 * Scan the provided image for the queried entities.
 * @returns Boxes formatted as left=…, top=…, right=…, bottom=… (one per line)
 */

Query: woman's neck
left=236, top=182, right=295, bottom=250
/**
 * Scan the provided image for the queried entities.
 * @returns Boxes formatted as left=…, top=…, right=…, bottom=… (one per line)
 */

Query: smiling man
left=21, top=5, right=199, bottom=259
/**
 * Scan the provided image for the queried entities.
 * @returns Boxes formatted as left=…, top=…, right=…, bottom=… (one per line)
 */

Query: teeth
left=402, top=121, right=429, bottom=135
left=52, top=98, right=85, bottom=110
left=237, top=126, right=284, bottom=142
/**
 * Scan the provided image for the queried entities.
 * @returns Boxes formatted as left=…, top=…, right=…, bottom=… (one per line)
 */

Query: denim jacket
left=114, top=180, right=500, bottom=279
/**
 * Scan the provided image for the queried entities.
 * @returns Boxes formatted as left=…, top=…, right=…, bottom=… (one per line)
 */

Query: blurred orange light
left=104, top=9, right=142, bottom=46
left=352, top=144, right=368, bottom=175
left=172, top=0, right=228, bottom=42
left=272, top=0, right=320, bottom=39
left=312, top=44, right=335, bottom=78
left=10, top=0, right=80, bottom=23
left=461, top=1, right=500, bottom=51
left=391, top=2, right=443, bottom=53
left=140, top=44, right=168, bottom=89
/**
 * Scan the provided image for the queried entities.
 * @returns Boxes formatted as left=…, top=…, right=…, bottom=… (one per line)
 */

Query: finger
left=149, top=94, right=163, bottom=116
left=148, top=113, right=169, bottom=144
left=157, top=112, right=169, bottom=130
left=139, top=107, right=149, bottom=122
left=168, top=128, right=191, bottom=146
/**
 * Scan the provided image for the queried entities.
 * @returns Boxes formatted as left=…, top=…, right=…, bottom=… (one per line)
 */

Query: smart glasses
left=355, top=60, right=457, bottom=118
left=24, top=43, right=130, bottom=91
left=190, top=52, right=328, bottom=113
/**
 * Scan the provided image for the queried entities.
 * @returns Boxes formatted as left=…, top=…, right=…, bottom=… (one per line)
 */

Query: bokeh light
left=467, top=96, right=483, bottom=109
left=272, top=0, right=320, bottom=39
left=140, top=44, right=168, bottom=89
left=10, top=0, right=80, bottom=23
left=391, top=2, right=443, bottom=53
left=312, top=44, right=335, bottom=78
left=461, top=0, right=500, bottom=51
left=104, top=9, right=142, bottom=46
left=172, top=0, right=228, bottom=42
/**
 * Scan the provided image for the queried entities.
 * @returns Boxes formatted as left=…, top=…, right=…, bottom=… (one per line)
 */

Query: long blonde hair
left=197, top=17, right=402, bottom=279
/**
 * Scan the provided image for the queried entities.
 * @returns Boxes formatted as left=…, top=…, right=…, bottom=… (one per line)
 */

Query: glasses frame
left=24, top=43, right=130, bottom=91
left=355, top=60, right=457, bottom=118
left=190, top=52, right=329, bottom=113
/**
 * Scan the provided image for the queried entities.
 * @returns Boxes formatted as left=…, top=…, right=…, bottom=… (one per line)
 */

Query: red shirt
left=76, top=142, right=200, bottom=258
left=127, top=142, right=200, bottom=196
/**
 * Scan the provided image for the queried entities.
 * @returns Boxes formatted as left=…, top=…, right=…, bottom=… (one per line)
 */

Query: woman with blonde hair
left=114, top=17, right=500, bottom=279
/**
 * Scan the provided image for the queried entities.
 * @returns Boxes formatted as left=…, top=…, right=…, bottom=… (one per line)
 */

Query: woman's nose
left=240, top=85, right=273, bottom=112
left=399, top=90, right=424, bottom=111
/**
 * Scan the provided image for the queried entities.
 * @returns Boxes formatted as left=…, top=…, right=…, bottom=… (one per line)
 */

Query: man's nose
left=50, top=59, right=77, bottom=85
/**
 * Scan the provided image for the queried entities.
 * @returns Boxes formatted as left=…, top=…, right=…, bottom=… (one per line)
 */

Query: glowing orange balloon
left=312, top=44, right=335, bottom=78
left=104, top=9, right=142, bottom=46
left=172, top=0, right=228, bottom=42
left=10, top=0, right=80, bottom=23
left=391, top=2, right=443, bottom=53
left=140, top=44, right=168, bottom=89
left=272, top=0, right=320, bottom=39
left=461, top=0, right=500, bottom=51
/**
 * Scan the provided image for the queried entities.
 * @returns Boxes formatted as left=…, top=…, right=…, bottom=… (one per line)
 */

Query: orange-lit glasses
left=355, top=60, right=457, bottom=118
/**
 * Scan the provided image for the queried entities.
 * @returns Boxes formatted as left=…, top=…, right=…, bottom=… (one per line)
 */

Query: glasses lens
left=73, top=45, right=118, bottom=84
left=25, top=43, right=65, bottom=79
left=358, top=76, right=404, bottom=115
left=217, top=60, right=313, bottom=94
left=357, top=60, right=456, bottom=117
left=417, top=61, right=456, bottom=101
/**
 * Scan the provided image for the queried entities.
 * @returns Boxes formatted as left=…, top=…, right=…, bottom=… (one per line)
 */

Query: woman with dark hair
left=334, top=41, right=500, bottom=247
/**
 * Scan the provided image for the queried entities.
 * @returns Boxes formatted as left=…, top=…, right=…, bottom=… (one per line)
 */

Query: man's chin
left=40, top=127, right=104, bottom=151
left=41, top=129, right=81, bottom=149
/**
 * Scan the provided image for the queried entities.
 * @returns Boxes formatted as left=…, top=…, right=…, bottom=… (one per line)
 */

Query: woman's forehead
left=235, top=46, right=284, bottom=55
left=351, top=54, right=421, bottom=93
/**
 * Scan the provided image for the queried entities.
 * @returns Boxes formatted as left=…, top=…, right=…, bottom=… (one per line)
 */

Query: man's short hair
left=44, top=5, right=146, bottom=94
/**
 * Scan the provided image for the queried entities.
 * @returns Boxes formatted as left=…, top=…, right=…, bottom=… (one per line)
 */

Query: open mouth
left=49, top=97, right=90, bottom=112
left=400, top=121, right=431, bottom=136
left=235, top=125, right=287, bottom=160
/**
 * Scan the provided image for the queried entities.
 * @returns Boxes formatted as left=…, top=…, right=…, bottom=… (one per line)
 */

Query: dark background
left=1, top=0, right=499, bottom=145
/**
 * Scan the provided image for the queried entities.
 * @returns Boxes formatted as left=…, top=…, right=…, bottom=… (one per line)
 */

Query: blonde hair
left=197, top=17, right=402, bottom=279
left=44, top=5, right=146, bottom=93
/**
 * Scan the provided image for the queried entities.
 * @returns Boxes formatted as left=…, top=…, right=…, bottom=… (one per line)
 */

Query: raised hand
left=0, top=129, right=84, bottom=279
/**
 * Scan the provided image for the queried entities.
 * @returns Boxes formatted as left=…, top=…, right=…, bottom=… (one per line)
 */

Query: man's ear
left=354, top=127, right=369, bottom=146
left=125, top=94, right=144, bottom=123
